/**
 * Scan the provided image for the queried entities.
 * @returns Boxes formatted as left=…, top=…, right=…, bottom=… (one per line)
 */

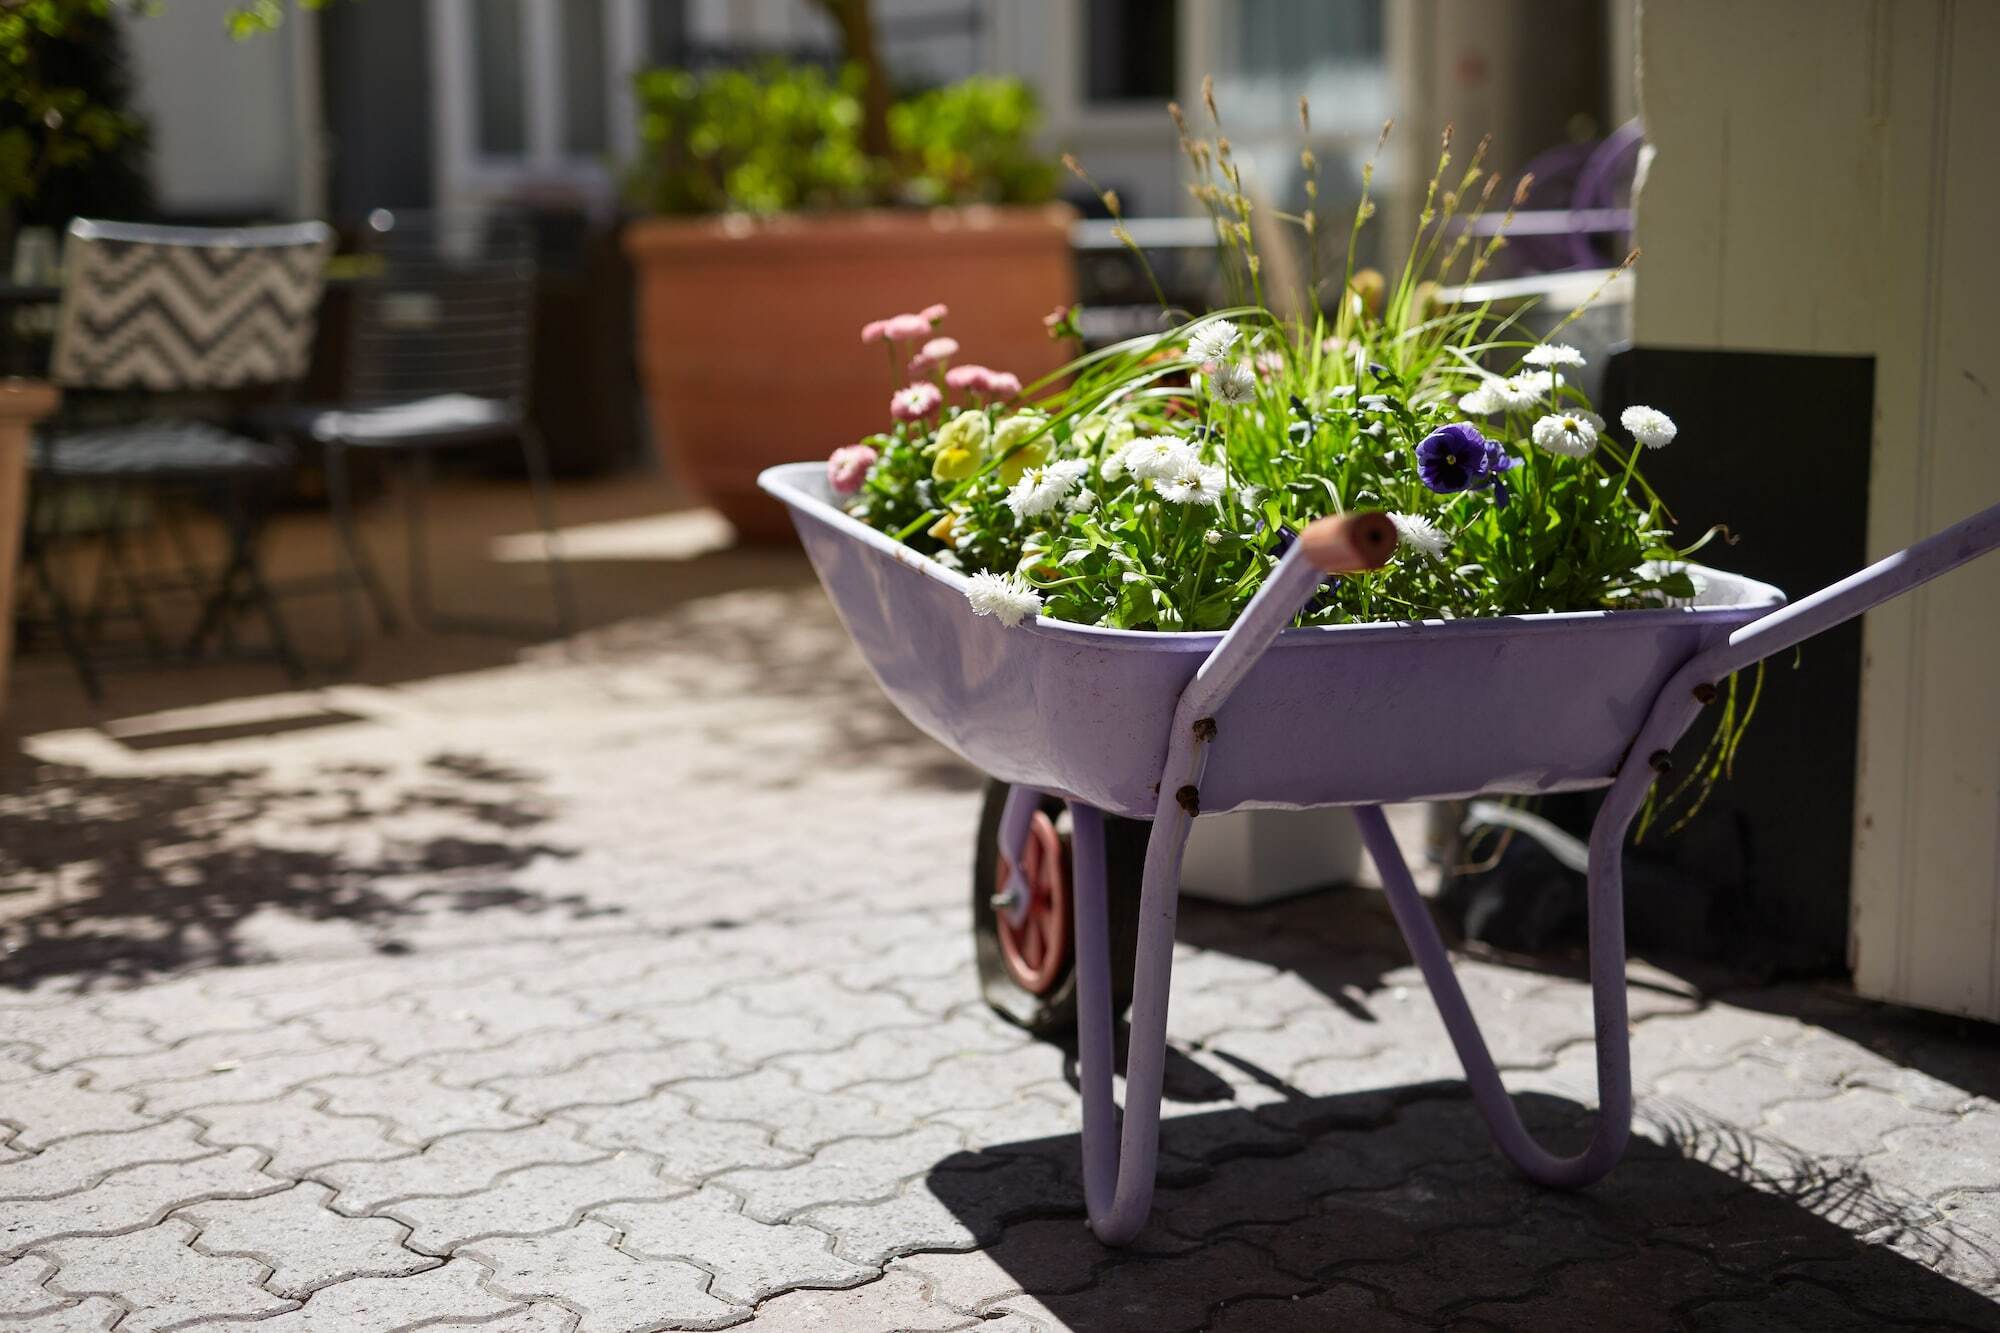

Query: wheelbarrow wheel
left=973, top=778, right=1147, bottom=1039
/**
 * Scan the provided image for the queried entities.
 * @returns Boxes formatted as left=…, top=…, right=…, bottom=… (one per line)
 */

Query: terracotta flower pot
left=625, top=203, right=1078, bottom=543
left=0, top=380, right=59, bottom=714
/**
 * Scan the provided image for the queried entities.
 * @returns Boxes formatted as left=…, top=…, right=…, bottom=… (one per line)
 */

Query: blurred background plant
left=627, top=0, right=1054, bottom=217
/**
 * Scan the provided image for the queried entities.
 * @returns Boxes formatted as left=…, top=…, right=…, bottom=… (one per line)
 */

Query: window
left=431, top=0, right=659, bottom=211
left=1084, top=0, right=1178, bottom=104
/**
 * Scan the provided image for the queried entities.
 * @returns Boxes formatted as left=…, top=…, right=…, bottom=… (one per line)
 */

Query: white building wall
left=124, top=0, right=304, bottom=217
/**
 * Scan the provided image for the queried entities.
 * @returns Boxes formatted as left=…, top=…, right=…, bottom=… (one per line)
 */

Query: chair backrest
left=51, top=219, right=335, bottom=391
left=345, top=209, right=538, bottom=410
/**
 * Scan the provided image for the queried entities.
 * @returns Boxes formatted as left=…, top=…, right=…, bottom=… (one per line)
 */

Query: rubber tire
left=973, top=778, right=1149, bottom=1039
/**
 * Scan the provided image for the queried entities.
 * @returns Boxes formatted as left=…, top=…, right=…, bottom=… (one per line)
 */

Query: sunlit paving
left=0, top=2, right=1995, bottom=1331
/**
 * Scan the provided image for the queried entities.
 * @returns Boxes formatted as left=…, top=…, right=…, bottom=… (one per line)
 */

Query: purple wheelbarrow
left=761, top=461, right=2000, bottom=1245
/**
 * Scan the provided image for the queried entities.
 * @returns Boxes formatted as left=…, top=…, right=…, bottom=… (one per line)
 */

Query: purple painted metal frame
left=760, top=463, right=2000, bottom=1245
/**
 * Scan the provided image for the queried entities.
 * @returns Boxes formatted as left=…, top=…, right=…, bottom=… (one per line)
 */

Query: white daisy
left=1389, top=512, right=1449, bottom=561
left=1531, top=410, right=1603, bottom=458
left=1186, top=318, right=1239, bottom=363
left=1066, top=487, right=1099, bottom=513
left=1492, top=371, right=1560, bottom=413
left=1523, top=343, right=1586, bottom=369
left=1206, top=361, right=1258, bottom=406
left=964, top=571, right=1043, bottom=626
left=1158, top=460, right=1226, bottom=508
left=1127, top=435, right=1196, bottom=482
left=1005, top=458, right=1090, bottom=520
left=1358, top=393, right=1391, bottom=410
left=1458, top=380, right=1501, bottom=416
left=1621, top=405, right=1678, bottom=449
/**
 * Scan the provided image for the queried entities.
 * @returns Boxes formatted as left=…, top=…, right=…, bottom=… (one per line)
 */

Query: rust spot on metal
left=1176, top=784, right=1201, bottom=816
left=1192, top=717, right=1218, bottom=742
left=1648, top=750, right=1673, bottom=774
left=1691, top=681, right=1718, bottom=704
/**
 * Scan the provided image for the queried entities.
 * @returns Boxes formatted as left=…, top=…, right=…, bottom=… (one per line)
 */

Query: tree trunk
left=814, top=0, right=891, bottom=160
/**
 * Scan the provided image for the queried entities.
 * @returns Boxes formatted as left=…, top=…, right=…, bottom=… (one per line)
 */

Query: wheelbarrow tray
left=760, top=462, right=1785, bottom=819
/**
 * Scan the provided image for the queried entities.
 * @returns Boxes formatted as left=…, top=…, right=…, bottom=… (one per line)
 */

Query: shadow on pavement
left=920, top=1084, right=2000, bottom=1331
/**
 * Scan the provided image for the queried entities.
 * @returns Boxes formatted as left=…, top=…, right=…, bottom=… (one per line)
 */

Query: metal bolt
left=1691, top=682, right=1718, bottom=704
left=1648, top=750, right=1674, bottom=774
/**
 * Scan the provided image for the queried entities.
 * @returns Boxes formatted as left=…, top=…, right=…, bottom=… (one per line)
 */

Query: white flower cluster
left=963, top=571, right=1043, bottom=626
left=1458, top=370, right=1562, bottom=416
left=1531, top=410, right=1604, bottom=458
left=1102, top=434, right=1228, bottom=508
left=1186, top=318, right=1239, bottom=364
left=1523, top=342, right=1587, bottom=369
left=1620, top=405, right=1678, bottom=449
left=1389, top=512, right=1449, bottom=561
left=1004, top=458, right=1092, bottom=520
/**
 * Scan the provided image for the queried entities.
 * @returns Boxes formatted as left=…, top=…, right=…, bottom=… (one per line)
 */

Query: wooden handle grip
left=1298, top=511, right=1397, bottom=574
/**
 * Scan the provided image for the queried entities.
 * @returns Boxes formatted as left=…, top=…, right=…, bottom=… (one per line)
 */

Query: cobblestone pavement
left=3, top=583, right=1998, bottom=1330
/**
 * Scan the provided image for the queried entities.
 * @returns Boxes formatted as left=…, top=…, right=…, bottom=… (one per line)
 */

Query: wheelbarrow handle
left=1688, top=499, right=2000, bottom=685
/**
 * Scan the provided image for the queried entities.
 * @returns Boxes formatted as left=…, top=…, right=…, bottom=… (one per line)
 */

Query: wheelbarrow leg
left=1354, top=802, right=1634, bottom=1187
left=1069, top=796, right=1190, bottom=1245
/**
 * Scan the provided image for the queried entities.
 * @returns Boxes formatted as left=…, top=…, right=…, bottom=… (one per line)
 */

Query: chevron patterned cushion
left=51, top=220, right=335, bottom=393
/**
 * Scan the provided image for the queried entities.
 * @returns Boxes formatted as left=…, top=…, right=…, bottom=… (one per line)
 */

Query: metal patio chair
left=24, top=219, right=334, bottom=698
left=252, top=208, right=574, bottom=651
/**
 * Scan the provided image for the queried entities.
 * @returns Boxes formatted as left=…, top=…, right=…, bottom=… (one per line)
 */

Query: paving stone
left=308, top=1065, right=533, bottom=1142
left=41, top=1218, right=295, bottom=1330
left=139, top=1043, right=389, bottom=1116
left=1, top=1148, right=282, bottom=1254
left=0, top=1010, right=159, bottom=1071
left=0, top=1295, right=125, bottom=1331
left=0, top=1255, right=64, bottom=1317
left=886, top=1219, right=1103, bottom=1315
left=1783, top=1247, right=2000, bottom=1328
left=0, top=1070, right=153, bottom=1150
left=487, top=1040, right=742, bottom=1118
left=318, top=1122, right=601, bottom=1213
left=805, top=1155, right=1076, bottom=1266
left=988, top=1238, right=1313, bottom=1333
left=1207, top=1283, right=1428, bottom=1332
left=0, top=1121, right=209, bottom=1200
left=71, top=1029, right=329, bottom=1093
left=1450, top=1242, right=1764, bottom=1327
left=389, top=1153, right=678, bottom=1252
left=742, top=1269, right=971, bottom=1332
left=1686, top=1279, right=1908, bottom=1331
left=600, top=1185, right=872, bottom=1305
left=413, top=982, right=600, bottom=1041
left=417, top=1017, right=662, bottom=1088
left=676, top=1068, right=907, bottom=1153
left=181, top=1182, right=438, bottom=1298
left=240, top=1258, right=521, bottom=1331
left=1653, top=1056, right=1824, bottom=1128
left=467, top=1219, right=741, bottom=1332
left=190, top=1089, right=409, bottom=1176
left=304, top=999, right=490, bottom=1063
left=714, top=1125, right=968, bottom=1223
left=1762, top=1087, right=1956, bottom=1159
left=1870, top=1108, right=2000, bottom=1199
left=564, top=1092, right=805, bottom=1179
left=93, top=979, right=271, bottom=1044
left=638, top=994, right=850, bottom=1065
left=771, top=1016, right=1027, bottom=1094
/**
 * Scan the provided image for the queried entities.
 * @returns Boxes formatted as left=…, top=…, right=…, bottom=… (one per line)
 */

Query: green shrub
left=628, top=61, right=1055, bottom=217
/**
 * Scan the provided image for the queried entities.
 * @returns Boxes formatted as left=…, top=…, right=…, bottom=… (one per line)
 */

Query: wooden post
left=0, top=380, right=61, bottom=713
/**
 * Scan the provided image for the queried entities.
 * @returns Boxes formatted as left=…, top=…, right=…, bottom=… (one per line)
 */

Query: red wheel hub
left=995, top=810, right=1070, bottom=995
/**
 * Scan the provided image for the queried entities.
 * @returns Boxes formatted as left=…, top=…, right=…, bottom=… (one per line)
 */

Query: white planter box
left=1179, top=806, right=1365, bottom=906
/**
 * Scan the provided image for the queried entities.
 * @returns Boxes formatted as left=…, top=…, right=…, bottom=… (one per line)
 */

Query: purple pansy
left=1416, top=423, right=1513, bottom=499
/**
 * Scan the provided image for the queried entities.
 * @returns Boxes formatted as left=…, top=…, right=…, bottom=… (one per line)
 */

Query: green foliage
left=628, top=61, right=1056, bottom=216
left=889, top=76, right=1056, bottom=208
left=0, top=0, right=314, bottom=218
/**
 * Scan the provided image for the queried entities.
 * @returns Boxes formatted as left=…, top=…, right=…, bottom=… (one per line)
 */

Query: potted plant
left=622, top=4, right=1074, bottom=542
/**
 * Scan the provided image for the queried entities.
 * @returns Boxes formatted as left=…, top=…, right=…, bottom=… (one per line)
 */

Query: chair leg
left=519, top=422, right=576, bottom=636
left=403, top=448, right=437, bottom=628
left=325, top=444, right=401, bottom=636
left=230, top=487, right=305, bottom=683
left=399, top=434, right=573, bottom=640
left=99, top=487, right=168, bottom=657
